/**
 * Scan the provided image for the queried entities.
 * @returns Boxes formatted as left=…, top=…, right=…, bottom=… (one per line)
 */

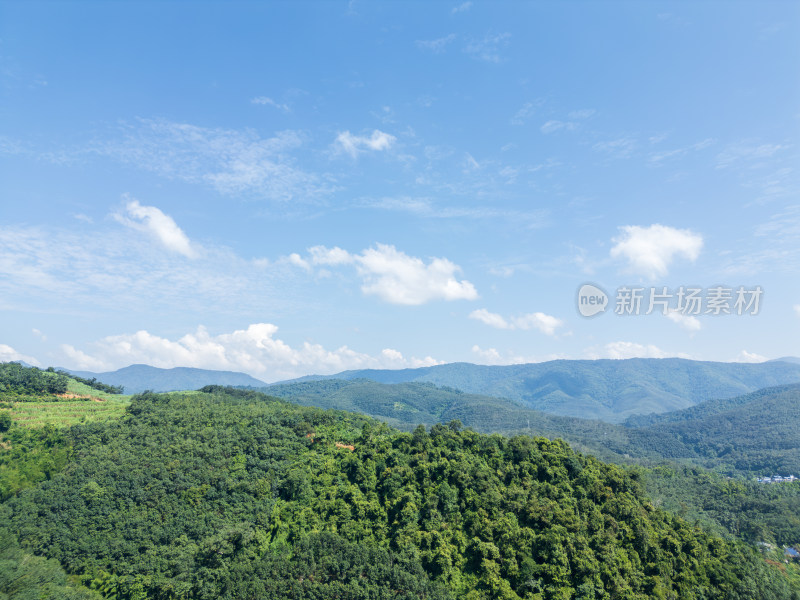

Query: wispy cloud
left=716, top=141, right=789, bottom=169
left=590, top=341, right=690, bottom=360
left=61, top=323, right=442, bottom=381
left=114, top=197, right=199, bottom=258
left=416, top=34, right=457, bottom=53
left=540, top=120, right=577, bottom=134
left=251, top=96, right=291, bottom=112
left=510, top=101, right=540, bottom=126
left=98, top=118, right=331, bottom=203
left=451, top=1, right=471, bottom=14
left=610, top=224, right=703, bottom=279
left=0, top=221, right=297, bottom=317
left=469, top=308, right=563, bottom=336
left=360, top=196, right=549, bottom=228
left=592, top=136, right=638, bottom=159
left=333, top=130, right=396, bottom=158
left=464, top=32, right=511, bottom=63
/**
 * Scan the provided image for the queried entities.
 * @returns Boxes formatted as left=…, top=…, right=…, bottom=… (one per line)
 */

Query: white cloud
left=568, top=109, right=595, bottom=119
left=469, top=309, right=511, bottom=329
left=356, top=244, right=477, bottom=305
left=0, top=222, right=303, bottom=318
left=469, top=309, right=563, bottom=336
left=250, top=96, right=290, bottom=112
left=0, top=344, right=40, bottom=366
left=464, top=32, right=511, bottom=63
left=794, top=304, right=800, bottom=317
left=600, top=341, right=672, bottom=359
left=540, top=120, right=578, bottom=134
left=511, top=102, right=538, bottom=126
left=415, top=34, right=457, bottom=52
left=334, top=130, right=397, bottom=158
left=513, top=313, right=564, bottom=336
left=32, top=328, right=47, bottom=341
left=115, top=198, right=198, bottom=258
left=289, top=244, right=477, bottom=305
left=592, top=137, right=638, bottom=159
left=308, top=245, right=354, bottom=266
left=470, top=345, right=560, bottom=366
left=716, top=142, right=788, bottom=169
left=610, top=224, right=703, bottom=279
left=451, top=1, right=471, bottom=14
left=100, top=118, right=329, bottom=203
left=665, top=310, right=702, bottom=333
left=733, top=350, right=768, bottom=363
left=60, top=323, right=441, bottom=382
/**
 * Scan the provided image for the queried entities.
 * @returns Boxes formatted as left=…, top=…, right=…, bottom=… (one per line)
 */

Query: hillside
left=64, top=364, right=267, bottom=393
left=263, top=379, right=800, bottom=477
left=283, top=358, right=800, bottom=422
left=3, top=387, right=797, bottom=599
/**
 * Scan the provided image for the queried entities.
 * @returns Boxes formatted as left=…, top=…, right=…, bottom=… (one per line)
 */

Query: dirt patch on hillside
left=57, top=393, right=106, bottom=402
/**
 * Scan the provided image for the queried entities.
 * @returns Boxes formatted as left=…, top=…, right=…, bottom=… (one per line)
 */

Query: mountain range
left=276, top=357, right=800, bottom=422
left=63, top=363, right=266, bottom=394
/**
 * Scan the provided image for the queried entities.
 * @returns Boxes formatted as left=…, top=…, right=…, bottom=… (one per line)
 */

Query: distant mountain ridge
left=63, top=364, right=267, bottom=394
left=276, top=358, right=800, bottom=422
left=262, top=378, right=800, bottom=475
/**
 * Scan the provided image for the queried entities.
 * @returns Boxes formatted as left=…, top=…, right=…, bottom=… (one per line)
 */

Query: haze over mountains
left=277, top=358, right=800, bottom=422
left=63, top=364, right=267, bottom=394
left=61, top=358, right=800, bottom=421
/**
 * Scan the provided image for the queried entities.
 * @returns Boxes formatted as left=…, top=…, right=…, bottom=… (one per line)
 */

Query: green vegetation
left=3, top=388, right=797, bottom=599
left=52, top=368, right=125, bottom=394
left=0, top=361, right=68, bottom=399
left=305, top=358, right=800, bottom=422
left=263, top=379, right=800, bottom=477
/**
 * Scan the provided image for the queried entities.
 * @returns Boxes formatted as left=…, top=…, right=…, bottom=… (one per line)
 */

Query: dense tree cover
left=645, top=465, right=800, bottom=547
left=3, top=388, right=797, bottom=599
left=0, top=529, right=101, bottom=599
left=0, top=361, right=68, bottom=398
left=263, top=379, right=800, bottom=477
left=0, top=424, right=73, bottom=500
left=299, top=358, right=800, bottom=422
left=51, top=368, right=125, bottom=394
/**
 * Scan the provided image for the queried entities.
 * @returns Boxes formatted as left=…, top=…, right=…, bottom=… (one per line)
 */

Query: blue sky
left=1, top=1, right=799, bottom=381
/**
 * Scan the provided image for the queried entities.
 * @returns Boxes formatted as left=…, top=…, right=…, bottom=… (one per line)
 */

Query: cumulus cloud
left=469, top=309, right=563, bottom=336
left=610, top=224, right=703, bottom=279
left=292, top=244, right=477, bottom=305
left=60, top=323, right=441, bottom=381
left=115, top=198, right=198, bottom=258
left=0, top=344, right=40, bottom=366
left=665, top=310, right=702, bottom=333
left=357, top=244, right=477, bottom=304
left=334, top=130, right=396, bottom=158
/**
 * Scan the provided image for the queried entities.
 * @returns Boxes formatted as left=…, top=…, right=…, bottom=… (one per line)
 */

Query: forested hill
left=281, top=358, right=800, bottom=422
left=64, top=364, right=267, bottom=393
left=3, top=387, right=797, bottom=599
left=262, top=379, right=800, bottom=476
